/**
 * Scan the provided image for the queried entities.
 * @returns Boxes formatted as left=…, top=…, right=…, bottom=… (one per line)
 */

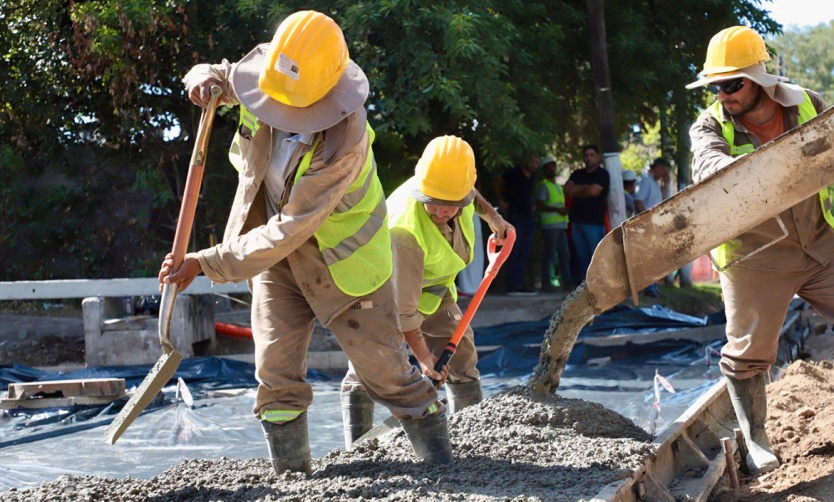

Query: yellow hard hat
left=258, top=11, right=349, bottom=108
left=413, top=136, right=477, bottom=207
left=701, top=26, right=769, bottom=75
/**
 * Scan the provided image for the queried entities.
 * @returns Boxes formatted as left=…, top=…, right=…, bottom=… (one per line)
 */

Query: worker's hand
left=158, top=253, right=203, bottom=293
left=186, top=76, right=226, bottom=108
left=418, top=353, right=449, bottom=388
left=488, top=214, right=513, bottom=245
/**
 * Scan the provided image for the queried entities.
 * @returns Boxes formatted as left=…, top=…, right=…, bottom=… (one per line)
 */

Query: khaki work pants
left=719, top=259, right=834, bottom=379
left=343, top=292, right=479, bottom=390
left=251, top=240, right=440, bottom=420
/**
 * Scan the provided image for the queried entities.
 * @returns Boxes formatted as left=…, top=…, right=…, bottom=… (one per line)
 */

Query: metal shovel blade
left=104, top=349, right=183, bottom=445
left=354, top=415, right=401, bottom=445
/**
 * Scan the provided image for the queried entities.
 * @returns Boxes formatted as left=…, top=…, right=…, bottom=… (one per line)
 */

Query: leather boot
left=446, top=380, right=482, bottom=414
left=340, top=390, right=375, bottom=450
left=399, top=410, right=454, bottom=464
left=261, top=412, right=312, bottom=476
left=726, top=374, right=780, bottom=475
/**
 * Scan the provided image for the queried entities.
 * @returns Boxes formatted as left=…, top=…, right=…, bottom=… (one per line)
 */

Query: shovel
left=105, top=85, right=223, bottom=445
left=356, top=228, right=516, bottom=444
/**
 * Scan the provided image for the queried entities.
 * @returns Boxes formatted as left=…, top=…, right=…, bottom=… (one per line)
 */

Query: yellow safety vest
left=387, top=182, right=475, bottom=315
left=536, top=179, right=569, bottom=226
left=708, top=91, right=834, bottom=268
left=229, top=107, right=392, bottom=297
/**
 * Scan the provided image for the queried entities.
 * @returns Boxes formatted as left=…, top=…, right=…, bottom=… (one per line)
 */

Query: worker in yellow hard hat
left=158, top=10, right=451, bottom=474
left=688, top=25, right=834, bottom=476
left=340, top=135, right=513, bottom=449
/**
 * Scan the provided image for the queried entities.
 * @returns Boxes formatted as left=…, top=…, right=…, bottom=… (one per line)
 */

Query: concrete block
left=83, top=295, right=216, bottom=366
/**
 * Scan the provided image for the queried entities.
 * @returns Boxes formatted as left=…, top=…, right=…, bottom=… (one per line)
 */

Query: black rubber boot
left=261, top=412, right=312, bottom=476
left=726, top=374, right=780, bottom=475
left=446, top=380, right=482, bottom=414
left=399, top=410, right=454, bottom=464
left=340, top=390, right=375, bottom=450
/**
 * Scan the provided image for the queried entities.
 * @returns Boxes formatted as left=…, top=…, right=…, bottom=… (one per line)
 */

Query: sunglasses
left=707, top=78, right=745, bottom=95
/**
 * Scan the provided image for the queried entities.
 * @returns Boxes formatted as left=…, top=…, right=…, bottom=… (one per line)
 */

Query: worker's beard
left=728, top=84, right=764, bottom=118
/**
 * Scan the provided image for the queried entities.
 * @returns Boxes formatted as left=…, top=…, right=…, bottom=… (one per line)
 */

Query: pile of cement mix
left=1, top=387, right=655, bottom=501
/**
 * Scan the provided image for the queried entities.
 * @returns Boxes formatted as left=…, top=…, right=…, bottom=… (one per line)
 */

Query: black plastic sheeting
left=0, top=357, right=333, bottom=389
left=474, top=303, right=725, bottom=376
left=1, top=304, right=725, bottom=388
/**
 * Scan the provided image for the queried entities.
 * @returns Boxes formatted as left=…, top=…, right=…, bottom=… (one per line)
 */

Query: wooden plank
left=6, top=378, right=126, bottom=400
left=0, top=277, right=248, bottom=300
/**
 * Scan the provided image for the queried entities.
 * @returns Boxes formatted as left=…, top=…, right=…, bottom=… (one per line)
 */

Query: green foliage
left=620, top=121, right=662, bottom=173
left=0, top=0, right=782, bottom=280
left=771, top=22, right=834, bottom=103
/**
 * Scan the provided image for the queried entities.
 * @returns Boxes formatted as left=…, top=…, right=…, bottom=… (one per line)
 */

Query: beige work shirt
left=393, top=210, right=470, bottom=332
left=690, top=90, right=834, bottom=271
left=183, top=61, right=371, bottom=321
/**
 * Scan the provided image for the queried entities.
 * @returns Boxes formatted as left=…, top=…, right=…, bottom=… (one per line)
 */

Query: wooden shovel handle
left=170, top=85, right=223, bottom=270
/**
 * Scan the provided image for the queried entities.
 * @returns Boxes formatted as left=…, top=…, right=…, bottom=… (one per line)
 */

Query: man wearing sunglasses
left=687, top=26, right=832, bottom=477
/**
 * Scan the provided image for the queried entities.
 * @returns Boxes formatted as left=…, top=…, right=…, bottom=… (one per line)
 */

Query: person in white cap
left=340, top=135, right=512, bottom=449
left=687, top=25, right=834, bottom=476
left=158, top=10, right=451, bottom=474
left=536, top=156, right=573, bottom=292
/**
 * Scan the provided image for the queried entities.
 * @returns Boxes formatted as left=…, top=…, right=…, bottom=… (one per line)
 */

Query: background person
left=564, top=145, right=609, bottom=284
left=536, top=156, right=573, bottom=292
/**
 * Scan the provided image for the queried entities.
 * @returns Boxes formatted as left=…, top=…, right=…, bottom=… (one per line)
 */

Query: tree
left=0, top=0, right=780, bottom=280
left=771, top=22, right=834, bottom=103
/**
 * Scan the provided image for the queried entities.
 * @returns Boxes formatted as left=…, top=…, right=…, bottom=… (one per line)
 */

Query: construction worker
left=536, top=156, right=572, bottom=292
left=340, top=135, right=512, bottom=449
left=158, top=11, right=451, bottom=474
left=687, top=25, right=833, bottom=475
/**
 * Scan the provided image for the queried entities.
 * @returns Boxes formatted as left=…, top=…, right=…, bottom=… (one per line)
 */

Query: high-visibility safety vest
left=229, top=107, right=392, bottom=297
left=387, top=184, right=475, bottom=315
left=536, top=179, right=569, bottom=226
left=707, top=91, right=834, bottom=268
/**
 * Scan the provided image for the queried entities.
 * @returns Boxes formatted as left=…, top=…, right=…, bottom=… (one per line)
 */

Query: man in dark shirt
left=494, top=154, right=539, bottom=295
left=564, top=145, right=609, bottom=283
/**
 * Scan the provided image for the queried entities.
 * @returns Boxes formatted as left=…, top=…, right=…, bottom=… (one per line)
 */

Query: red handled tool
left=431, top=228, right=515, bottom=387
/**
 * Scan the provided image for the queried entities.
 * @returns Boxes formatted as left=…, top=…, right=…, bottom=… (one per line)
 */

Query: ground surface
left=3, top=287, right=833, bottom=500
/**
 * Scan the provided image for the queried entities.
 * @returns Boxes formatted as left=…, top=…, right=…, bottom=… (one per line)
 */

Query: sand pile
left=1, top=387, right=654, bottom=501
left=745, top=359, right=834, bottom=501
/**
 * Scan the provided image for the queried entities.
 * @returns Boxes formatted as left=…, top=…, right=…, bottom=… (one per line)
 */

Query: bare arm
left=473, top=190, right=512, bottom=243
left=402, top=328, right=448, bottom=385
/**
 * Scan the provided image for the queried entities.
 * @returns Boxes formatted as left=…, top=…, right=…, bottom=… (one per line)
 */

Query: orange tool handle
left=431, top=228, right=516, bottom=386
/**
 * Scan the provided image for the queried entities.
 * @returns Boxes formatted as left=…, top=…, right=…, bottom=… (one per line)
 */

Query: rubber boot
left=260, top=412, right=312, bottom=476
left=340, top=390, right=375, bottom=450
left=446, top=380, right=482, bottom=414
left=399, top=410, right=454, bottom=464
left=726, top=374, right=780, bottom=475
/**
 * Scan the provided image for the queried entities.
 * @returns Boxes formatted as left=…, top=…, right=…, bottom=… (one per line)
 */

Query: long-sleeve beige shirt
left=182, top=61, right=371, bottom=285
left=393, top=214, right=470, bottom=332
left=690, top=89, right=834, bottom=271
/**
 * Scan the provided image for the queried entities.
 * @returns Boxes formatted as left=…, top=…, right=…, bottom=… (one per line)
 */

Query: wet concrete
left=529, top=283, right=596, bottom=397
left=1, top=387, right=655, bottom=501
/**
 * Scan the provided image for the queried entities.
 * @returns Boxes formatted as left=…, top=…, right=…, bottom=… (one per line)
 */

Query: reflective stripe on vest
left=707, top=91, right=832, bottom=268
left=536, top=179, right=569, bottom=226
left=293, top=123, right=393, bottom=297
left=387, top=182, right=475, bottom=315
left=261, top=409, right=302, bottom=423
left=228, top=107, right=262, bottom=173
